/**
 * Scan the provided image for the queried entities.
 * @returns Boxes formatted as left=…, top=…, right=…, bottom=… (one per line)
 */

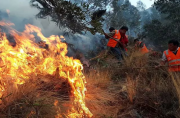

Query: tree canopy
left=30, top=0, right=143, bottom=36
left=30, top=0, right=106, bottom=34
left=28, top=0, right=180, bottom=50
left=142, top=0, right=180, bottom=50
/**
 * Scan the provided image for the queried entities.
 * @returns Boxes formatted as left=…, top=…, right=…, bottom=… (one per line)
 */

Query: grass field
left=0, top=49, right=179, bottom=118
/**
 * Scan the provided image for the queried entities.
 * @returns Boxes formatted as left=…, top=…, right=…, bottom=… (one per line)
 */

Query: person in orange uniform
left=103, top=27, right=123, bottom=61
left=119, top=26, right=129, bottom=54
left=156, top=40, right=180, bottom=72
left=134, top=39, right=149, bottom=54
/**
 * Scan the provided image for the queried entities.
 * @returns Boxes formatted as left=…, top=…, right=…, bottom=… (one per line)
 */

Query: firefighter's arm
left=155, top=53, right=167, bottom=69
left=155, top=51, right=167, bottom=69
left=156, top=61, right=166, bottom=68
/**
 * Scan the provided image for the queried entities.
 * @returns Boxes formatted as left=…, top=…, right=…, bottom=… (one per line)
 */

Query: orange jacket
left=138, top=41, right=149, bottom=54
left=164, top=48, right=180, bottom=72
left=107, top=30, right=121, bottom=48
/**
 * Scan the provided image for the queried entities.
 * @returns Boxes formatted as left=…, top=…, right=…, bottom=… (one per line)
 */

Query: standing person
left=119, top=26, right=129, bottom=56
left=156, top=40, right=180, bottom=72
left=102, top=27, right=123, bottom=61
left=134, top=39, right=149, bottom=54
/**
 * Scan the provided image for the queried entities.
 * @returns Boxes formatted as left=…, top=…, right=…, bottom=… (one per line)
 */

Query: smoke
left=0, top=0, right=106, bottom=58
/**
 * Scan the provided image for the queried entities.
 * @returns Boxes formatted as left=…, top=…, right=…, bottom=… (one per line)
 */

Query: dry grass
left=126, top=74, right=137, bottom=104
left=85, top=69, right=120, bottom=118
left=1, top=49, right=180, bottom=118
left=120, top=51, right=180, bottom=117
left=86, top=70, right=114, bottom=118
left=170, top=73, right=180, bottom=105
left=86, top=49, right=180, bottom=117
left=0, top=77, right=72, bottom=118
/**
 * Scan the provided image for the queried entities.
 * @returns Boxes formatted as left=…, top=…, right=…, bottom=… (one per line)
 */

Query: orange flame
left=0, top=21, right=14, bottom=26
left=0, top=21, right=92, bottom=117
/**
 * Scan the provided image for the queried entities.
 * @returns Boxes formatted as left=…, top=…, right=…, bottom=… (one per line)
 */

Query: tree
left=88, top=0, right=112, bottom=9
left=155, top=0, right=180, bottom=24
left=107, top=0, right=127, bottom=28
left=150, top=7, right=161, bottom=21
left=141, top=0, right=180, bottom=50
left=30, top=0, right=106, bottom=34
left=136, top=0, right=146, bottom=11
left=105, top=0, right=140, bottom=36
left=136, top=0, right=151, bottom=34
left=123, top=0, right=141, bottom=36
left=155, top=0, right=180, bottom=36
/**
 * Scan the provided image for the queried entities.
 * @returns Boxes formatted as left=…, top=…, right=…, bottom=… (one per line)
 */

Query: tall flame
left=0, top=21, right=92, bottom=117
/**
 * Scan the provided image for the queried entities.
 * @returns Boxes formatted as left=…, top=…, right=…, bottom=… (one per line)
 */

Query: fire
left=0, top=21, right=14, bottom=26
left=0, top=21, right=92, bottom=117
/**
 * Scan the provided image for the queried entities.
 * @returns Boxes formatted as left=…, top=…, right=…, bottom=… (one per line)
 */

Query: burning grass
left=0, top=78, right=75, bottom=118
left=0, top=20, right=180, bottom=118
left=0, top=21, right=92, bottom=117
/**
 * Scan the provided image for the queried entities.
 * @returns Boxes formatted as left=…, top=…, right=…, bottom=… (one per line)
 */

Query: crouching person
left=134, top=39, right=149, bottom=54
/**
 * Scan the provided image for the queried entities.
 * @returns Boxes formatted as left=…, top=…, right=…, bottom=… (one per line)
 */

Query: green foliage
left=108, top=0, right=127, bottom=28
left=107, top=0, right=141, bottom=36
left=142, top=0, right=180, bottom=50
left=155, top=0, right=180, bottom=24
left=88, top=0, right=112, bottom=9
left=154, top=0, right=180, bottom=35
left=136, top=0, right=146, bottom=11
left=30, top=0, right=142, bottom=36
left=143, top=20, right=167, bottom=49
left=30, top=0, right=105, bottom=34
